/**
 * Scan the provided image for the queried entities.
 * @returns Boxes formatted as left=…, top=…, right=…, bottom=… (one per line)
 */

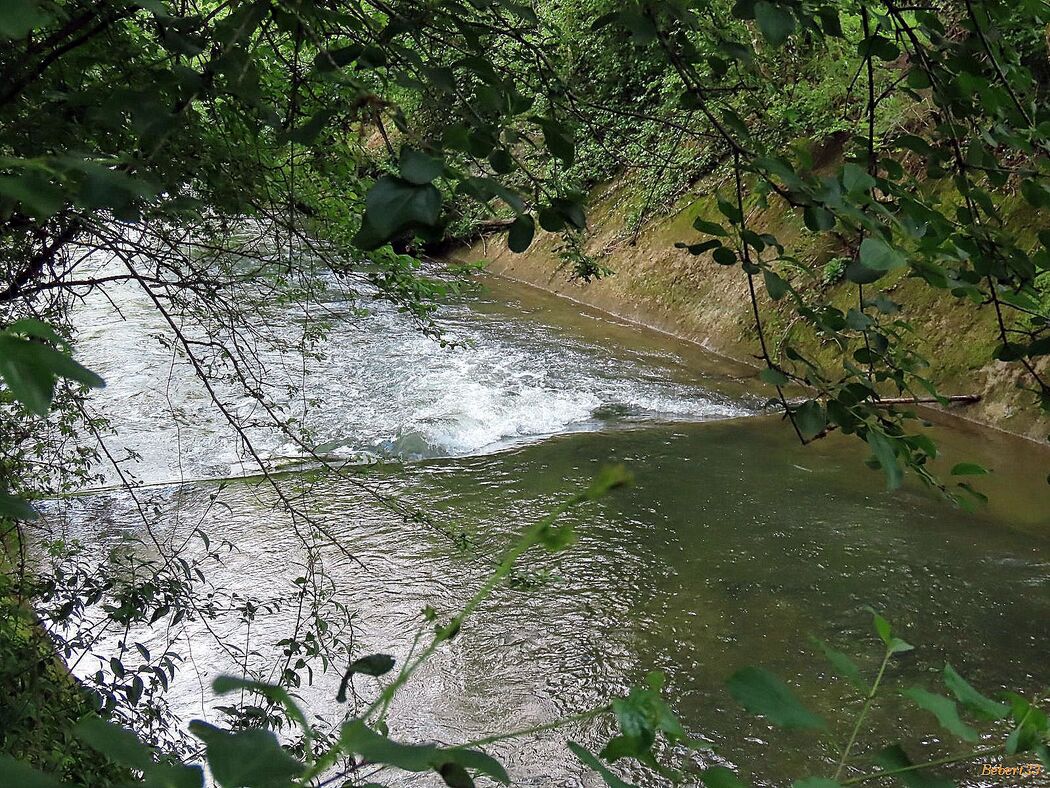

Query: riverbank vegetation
left=1, top=0, right=1048, bottom=786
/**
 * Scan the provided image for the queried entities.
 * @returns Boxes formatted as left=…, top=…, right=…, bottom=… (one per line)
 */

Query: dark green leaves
left=793, top=401, right=826, bottom=440
left=754, top=1, right=795, bottom=47
left=336, top=654, right=396, bottom=702
left=75, top=715, right=204, bottom=788
left=189, top=722, right=304, bottom=788
left=400, top=150, right=444, bottom=185
left=75, top=715, right=154, bottom=771
left=875, top=745, right=953, bottom=788
left=0, top=756, right=66, bottom=788
left=726, top=667, right=825, bottom=730
left=508, top=214, right=536, bottom=252
left=847, top=237, right=907, bottom=284
left=0, top=490, right=39, bottom=521
left=0, top=0, right=51, bottom=39
left=763, top=270, right=789, bottom=301
left=340, top=720, right=510, bottom=786
left=0, top=172, right=64, bottom=219
left=0, top=323, right=105, bottom=416
left=355, top=176, right=442, bottom=249
left=537, top=118, right=575, bottom=165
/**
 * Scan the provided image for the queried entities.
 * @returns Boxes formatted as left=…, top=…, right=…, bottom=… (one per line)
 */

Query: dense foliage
left=0, top=0, right=1048, bottom=786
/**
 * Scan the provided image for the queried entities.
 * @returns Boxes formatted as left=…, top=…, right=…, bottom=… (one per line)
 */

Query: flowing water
left=48, top=268, right=1050, bottom=786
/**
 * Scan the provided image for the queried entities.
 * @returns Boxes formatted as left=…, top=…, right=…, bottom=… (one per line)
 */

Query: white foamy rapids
left=73, top=263, right=754, bottom=483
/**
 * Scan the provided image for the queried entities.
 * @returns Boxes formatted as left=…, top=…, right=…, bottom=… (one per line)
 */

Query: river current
left=46, top=267, right=1050, bottom=786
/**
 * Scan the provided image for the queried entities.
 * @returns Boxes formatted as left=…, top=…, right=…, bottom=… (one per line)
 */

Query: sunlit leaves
left=726, top=667, right=826, bottom=730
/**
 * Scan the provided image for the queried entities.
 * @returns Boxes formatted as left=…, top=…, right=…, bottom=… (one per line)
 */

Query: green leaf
left=763, top=270, right=789, bottom=300
left=726, top=667, right=826, bottom=730
left=870, top=611, right=914, bottom=654
left=0, top=173, right=65, bottom=220
left=538, top=119, right=575, bottom=165
left=793, top=781, right=842, bottom=788
left=866, top=431, right=902, bottom=490
left=0, top=755, right=67, bottom=788
left=443, top=749, right=510, bottom=785
left=488, top=148, right=516, bottom=175
left=794, top=400, right=826, bottom=440
left=400, top=149, right=444, bottom=185
left=356, top=176, right=442, bottom=247
left=567, top=742, right=638, bottom=788
left=336, top=654, right=396, bottom=702
left=903, top=688, right=979, bottom=743
left=6, top=319, right=69, bottom=347
left=811, top=638, right=867, bottom=692
left=693, top=217, right=728, bottom=237
left=842, top=164, right=876, bottom=194
left=438, top=762, right=473, bottom=788
left=754, top=1, right=795, bottom=46
left=950, top=463, right=987, bottom=477
left=875, top=745, right=954, bottom=788
left=340, top=721, right=509, bottom=784
left=702, top=766, right=751, bottom=788
left=508, top=214, right=536, bottom=253
left=0, top=334, right=105, bottom=416
left=803, top=205, right=835, bottom=231
left=942, top=665, right=1010, bottom=721
left=189, top=722, right=304, bottom=788
left=0, top=491, right=39, bottom=521
left=0, top=0, right=51, bottom=38
left=75, top=714, right=154, bottom=770
left=859, top=237, right=907, bottom=272
left=713, top=247, right=737, bottom=266
left=212, top=677, right=309, bottom=732
left=759, top=367, right=789, bottom=386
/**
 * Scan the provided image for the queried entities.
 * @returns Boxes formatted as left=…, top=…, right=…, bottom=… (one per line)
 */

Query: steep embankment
left=446, top=173, right=1048, bottom=441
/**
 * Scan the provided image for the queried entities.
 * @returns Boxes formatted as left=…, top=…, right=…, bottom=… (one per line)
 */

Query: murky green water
left=57, top=271, right=1050, bottom=786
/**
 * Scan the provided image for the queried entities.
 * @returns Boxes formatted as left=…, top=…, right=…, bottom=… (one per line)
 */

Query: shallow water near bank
left=52, top=270, right=1050, bottom=786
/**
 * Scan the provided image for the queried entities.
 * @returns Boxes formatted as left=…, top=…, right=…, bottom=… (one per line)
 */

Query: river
left=47, top=267, right=1050, bottom=786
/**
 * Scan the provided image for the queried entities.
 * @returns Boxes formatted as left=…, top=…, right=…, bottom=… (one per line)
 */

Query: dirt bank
left=445, top=177, right=1048, bottom=442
